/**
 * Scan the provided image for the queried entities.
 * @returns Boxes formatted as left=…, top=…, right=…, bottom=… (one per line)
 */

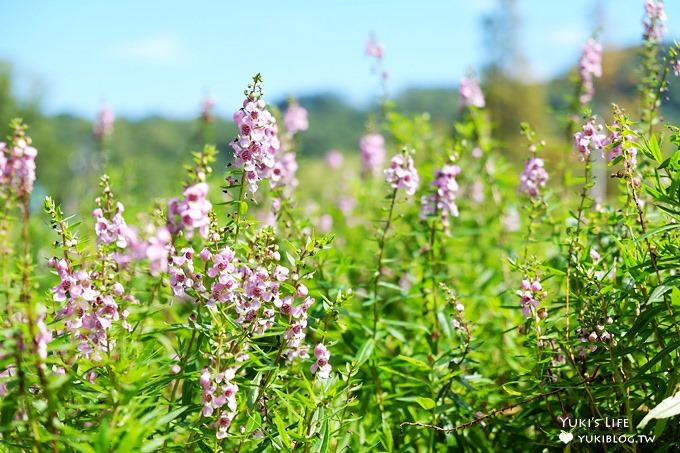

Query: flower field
left=3, top=1, right=680, bottom=451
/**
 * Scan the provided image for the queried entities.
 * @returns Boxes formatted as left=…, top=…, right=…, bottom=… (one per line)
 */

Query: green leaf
left=355, top=339, right=375, bottom=367
left=648, top=285, right=671, bottom=305
left=319, top=419, right=330, bottom=453
left=502, top=384, right=522, bottom=396
left=415, top=397, right=436, bottom=410
left=274, top=413, right=292, bottom=449
left=649, top=135, right=663, bottom=163
left=396, top=355, right=430, bottom=371
left=381, top=417, right=394, bottom=452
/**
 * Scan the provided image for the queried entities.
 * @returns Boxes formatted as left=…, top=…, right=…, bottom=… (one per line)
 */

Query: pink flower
left=48, top=253, right=121, bottom=361
left=516, top=276, right=547, bottom=317
left=296, top=284, right=308, bottom=298
left=200, top=366, right=239, bottom=439
left=573, top=119, right=605, bottom=159
left=459, top=76, right=485, bottom=109
left=93, top=103, right=115, bottom=140
left=0, top=143, right=7, bottom=186
left=578, top=39, right=602, bottom=104
left=317, top=214, right=333, bottom=233
left=283, top=103, right=308, bottom=134
left=384, top=153, right=419, bottom=196
left=519, top=158, right=548, bottom=198
left=420, top=164, right=461, bottom=231
left=360, top=133, right=386, bottom=177
left=93, top=202, right=129, bottom=247
left=230, top=97, right=280, bottom=193
left=310, top=343, right=332, bottom=379
left=590, top=248, right=601, bottom=262
left=146, top=226, right=171, bottom=275
left=270, top=151, right=298, bottom=191
left=35, top=307, right=52, bottom=360
left=364, top=37, right=384, bottom=59
left=643, top=0, right=666, bottom=42
left=167, top=182, right=212, bottom=239
left=1, top=127, right=38, bottom=199
left=325, top=150, right=344, bottom=169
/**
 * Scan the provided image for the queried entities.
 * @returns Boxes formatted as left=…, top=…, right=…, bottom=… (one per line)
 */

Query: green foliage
left=4, top=26, right=680, bottom=453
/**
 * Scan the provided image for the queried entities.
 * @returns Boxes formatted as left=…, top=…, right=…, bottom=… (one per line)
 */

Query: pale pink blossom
left=459, top=76, right=485, bottom=109
left=360, top=133, right=385, bottom=177
left=384, top=153, right=419, bottom=196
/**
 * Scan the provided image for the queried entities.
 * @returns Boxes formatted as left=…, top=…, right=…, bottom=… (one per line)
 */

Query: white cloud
left=110, top=34, right=187, bottom=64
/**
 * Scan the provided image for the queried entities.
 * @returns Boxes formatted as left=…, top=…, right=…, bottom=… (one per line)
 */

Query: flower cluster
left=200, top=367, right=239, bottom=439
left=169, top=247, right=207, bottom=300
left=420, top=164, right=461, bottom=230
left=270, top=151, right=299, bottom=192
left=48, top=257, right=127, bottom=360
left=90, top=195, right=172, bottom=274
left=573, top=119, right=605, bottom=159
left=310, top=343, right=332, bottom=379
left=231, top=98, right=280, bottom=193
left=144, top=226, right=172, bottom=274
left=451, top=300, right=466, bottom=331
left=576, top=321, right=615, bottom=357
left=360, top=133, right=386, bottom=177
left=384, top=153, right=419, bottom=196
left=167, top=183, right=212, bottom=239
left=516, top=277, right=547, bottom=318
left=280, top=284, right=315, bottom=361
left=93, top=202, right=129, bottom=247
left=93, top=104, right=115, bottom=141
left=643, top=0, right=666, bottom=42
left=459, top=76, right=485, bottom=109
left=283, top=103, right=308, bottom=135
left=167, top=243, right=318, bottom=360
left=519, top=158, right=548, bottom=198
left=578, top=38, right=603, bottom=104
left=0, top=124, right=38, bottom=199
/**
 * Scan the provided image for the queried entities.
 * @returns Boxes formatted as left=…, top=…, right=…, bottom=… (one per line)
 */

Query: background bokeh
left=2, top=0, right=680, bottom=210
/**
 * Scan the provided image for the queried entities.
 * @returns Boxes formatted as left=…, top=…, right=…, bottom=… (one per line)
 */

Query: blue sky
left=2, top=0, right=679, bottom=119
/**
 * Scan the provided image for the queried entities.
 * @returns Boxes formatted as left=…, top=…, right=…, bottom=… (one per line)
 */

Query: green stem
left=233, top=173, right=247, bottom=242
left=565, top=154, right=592, bottom=348
left=371, top=188, right=398, bottom=339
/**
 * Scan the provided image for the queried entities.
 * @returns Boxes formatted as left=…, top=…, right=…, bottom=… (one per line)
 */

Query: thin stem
left=168, top=305, right=201, bottom=407
left=401, top=389, right=563, bottom=433
left=371, top=188, right=398, bottom=339
left=565, top=154, right=592, bottom=348
left=646, top=54, right=670, bottom=140
left=233, top=173, right=247, bottom=242
left=428, top=218, right=438, bottom=325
